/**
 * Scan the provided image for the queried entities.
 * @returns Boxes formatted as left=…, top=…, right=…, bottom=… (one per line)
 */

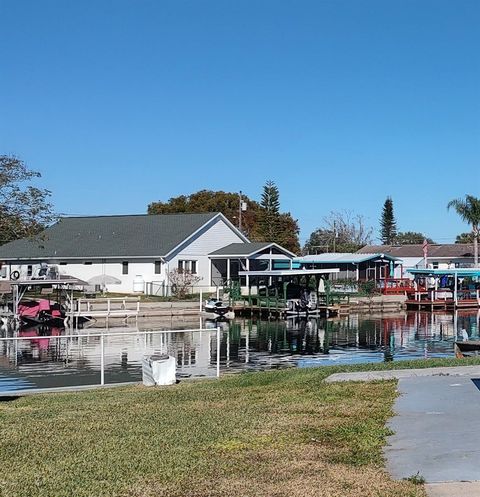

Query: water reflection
left=1, top=310, right=479, bottom=392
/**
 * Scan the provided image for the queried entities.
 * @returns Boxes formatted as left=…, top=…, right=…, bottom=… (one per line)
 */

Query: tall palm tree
left=447, top=195, right=480, bottom=267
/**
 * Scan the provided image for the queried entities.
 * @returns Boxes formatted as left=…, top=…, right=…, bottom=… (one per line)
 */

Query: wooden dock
left=69, top=297, right=140, bottom=324
left=406, top=298, right=480, bottom=311
left=232, top=302, right=339, bottom=318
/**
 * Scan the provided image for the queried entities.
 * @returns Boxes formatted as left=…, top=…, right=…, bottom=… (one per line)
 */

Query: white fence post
left=199, top=289, right=203, bottom=313
left=216, top=326, right=221, bottom=378
left=100, top=334, right=105, bottom=386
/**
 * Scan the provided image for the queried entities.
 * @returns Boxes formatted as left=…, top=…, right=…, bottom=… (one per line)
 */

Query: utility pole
left=238, top=191, right=247, bottom=233
left=238, top=191, right=242, bottom=231
left=333, top=221, right=337, bottom=253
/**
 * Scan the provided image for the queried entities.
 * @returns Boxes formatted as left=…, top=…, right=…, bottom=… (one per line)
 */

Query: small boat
left=203, top=299, right=235, bottom=319
left=18, top=299, right=66, bottom=327
left=285, top=289, right=319, bottom=316
left=455, top=340, right=480, bottom=358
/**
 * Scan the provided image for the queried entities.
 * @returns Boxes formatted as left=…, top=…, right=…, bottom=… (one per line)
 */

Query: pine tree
left=260, top=180, right=281, bottom=242
left=260, top=180, right=280, bottom=214
left=380, top=197, right=397, bottom=244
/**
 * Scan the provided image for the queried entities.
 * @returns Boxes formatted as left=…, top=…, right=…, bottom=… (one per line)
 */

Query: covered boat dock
left=232, top=268, right=341, bottom=318
left=406, top=268, right=480, bottom=311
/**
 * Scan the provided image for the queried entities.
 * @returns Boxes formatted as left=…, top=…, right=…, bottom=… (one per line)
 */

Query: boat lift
left=3, top=277, right=87, bottom=325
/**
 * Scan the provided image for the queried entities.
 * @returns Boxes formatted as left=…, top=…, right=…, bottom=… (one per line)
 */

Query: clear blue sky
left=1, top=0, right=479, bottom=245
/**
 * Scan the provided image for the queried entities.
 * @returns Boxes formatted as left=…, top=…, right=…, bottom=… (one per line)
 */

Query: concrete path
left=324, top=365, right=480, bottom=383
left=326, top=367, right=480, bottom=494
left=425, top=482, right=480, bottom=497
left=385, top=374, right=480, bottom=485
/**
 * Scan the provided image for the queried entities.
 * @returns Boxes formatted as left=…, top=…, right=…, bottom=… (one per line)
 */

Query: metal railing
left=0, top=327, right=221, bottom=388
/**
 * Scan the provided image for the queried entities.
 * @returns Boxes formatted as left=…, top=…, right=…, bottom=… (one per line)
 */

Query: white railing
left=0, top=327, right=221, bottom=388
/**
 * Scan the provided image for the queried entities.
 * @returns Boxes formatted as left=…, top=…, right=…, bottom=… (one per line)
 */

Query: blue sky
left=1, top=0, right=479, bottom=245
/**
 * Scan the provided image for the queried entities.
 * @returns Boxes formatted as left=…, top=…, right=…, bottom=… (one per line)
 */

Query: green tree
left=394, top=231, right=434, bottom=245
left=447, top=195, right=480, bottom=266
left=0, top=155, right=56, bottom=245
left=148, top=190, right=261, bottom=239
left=455, top=232, right=474, bottom=244
left=380, top=197, right=397, bottom=244
left=276, top=213, right=301, bottom=254
left=147, top=186, right=300, bottom=253
left=259, top=180, right=280, bottom=242
left=304, top=211, right=373, bottom=254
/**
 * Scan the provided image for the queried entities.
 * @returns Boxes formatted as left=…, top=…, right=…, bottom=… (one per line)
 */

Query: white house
left=0, top=212, right=251, bottom=294
left=357, top=243, right=477, bottom=278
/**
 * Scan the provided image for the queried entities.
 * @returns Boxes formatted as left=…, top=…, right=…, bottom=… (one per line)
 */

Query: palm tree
left=447, top=195, right=480, bottom=267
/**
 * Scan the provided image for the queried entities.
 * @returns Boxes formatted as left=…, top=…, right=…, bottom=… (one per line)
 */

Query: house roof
left=296, top=252, right=399, bottom=264
left=209, top=242, right=296, bottom=258
left=0, top=212, right=229, bottom=260
left=357, top=244, right=475, bottom=259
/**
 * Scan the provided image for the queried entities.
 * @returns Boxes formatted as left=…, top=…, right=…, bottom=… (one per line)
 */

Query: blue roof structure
left=408, top=268, right=480, bottom=278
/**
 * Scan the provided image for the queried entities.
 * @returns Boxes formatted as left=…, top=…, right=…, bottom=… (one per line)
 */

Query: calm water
left=1, top=310, right=479, bottom=393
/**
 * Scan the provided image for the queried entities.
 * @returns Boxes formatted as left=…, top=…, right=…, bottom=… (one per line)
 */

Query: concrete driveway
left=385, top=375, right=480, bottom=496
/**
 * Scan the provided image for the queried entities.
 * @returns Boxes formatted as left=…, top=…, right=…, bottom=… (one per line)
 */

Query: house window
left=84, top=261, right=92, bottom=265
left=178, top=260, right=197, bottom=274
left=27, top=265, right=33, bottom=277
left=122, top=261, right=129, bottom=275
left=432, top=262, right=439, bottom=269
left=154, top=261, right=162, bottom=274
left=59, top=262, right=67, bottom=266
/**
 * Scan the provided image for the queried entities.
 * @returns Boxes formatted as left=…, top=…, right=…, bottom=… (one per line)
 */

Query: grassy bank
left=0, top=363, right=438, bottom=497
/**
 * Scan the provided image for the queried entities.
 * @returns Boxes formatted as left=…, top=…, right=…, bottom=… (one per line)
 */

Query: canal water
left=0, top=310, right=479, bottom=393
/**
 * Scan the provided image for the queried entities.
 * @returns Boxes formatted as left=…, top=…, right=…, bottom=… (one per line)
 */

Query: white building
left=0, top=212, right=251, bottom=294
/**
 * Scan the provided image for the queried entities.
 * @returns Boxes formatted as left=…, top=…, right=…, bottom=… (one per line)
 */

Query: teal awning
left=408, top=268, right=480, bottom=278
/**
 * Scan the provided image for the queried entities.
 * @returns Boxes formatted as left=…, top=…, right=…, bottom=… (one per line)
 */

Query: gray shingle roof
left=0, top=213, right=220, bottom=259
left=357, top=244, right=475, bottom=258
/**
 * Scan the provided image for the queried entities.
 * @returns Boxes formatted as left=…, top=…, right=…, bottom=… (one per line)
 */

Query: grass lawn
left=5, top=359, right=477, bottom=497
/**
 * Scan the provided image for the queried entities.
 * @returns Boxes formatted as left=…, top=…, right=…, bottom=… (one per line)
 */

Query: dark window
left=59, top=262, right=67, bottom=266
left=122, top=261, right=129, bottom=275
left=84, top=261, right=92, bottom=265
left=27, top=265, right=33, bottom=277
left=178, top=260, right=184, bottom=273
left=154, top=261, right=161, bottom=274
left=191, top=260, right=197, bottom=274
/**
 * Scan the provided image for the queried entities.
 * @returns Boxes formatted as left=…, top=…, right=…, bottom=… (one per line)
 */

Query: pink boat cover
left=18, top=299, right=52, bottom=317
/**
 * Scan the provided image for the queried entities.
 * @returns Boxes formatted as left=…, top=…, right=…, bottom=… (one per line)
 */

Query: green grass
left=0, top=361, right=440, bottom=497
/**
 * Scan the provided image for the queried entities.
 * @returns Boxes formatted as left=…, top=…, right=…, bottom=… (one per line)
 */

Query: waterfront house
left=0, top=213, right=252, bottom=294
left=357, top=244, right=476, bottom=276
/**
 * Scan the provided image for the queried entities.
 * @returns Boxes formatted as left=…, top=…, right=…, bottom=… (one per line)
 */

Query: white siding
left=7, top=258, right=167, bottom=294
left=177, top=218, right=245, bottom=256
left=166, top=218, right=245, bottom=290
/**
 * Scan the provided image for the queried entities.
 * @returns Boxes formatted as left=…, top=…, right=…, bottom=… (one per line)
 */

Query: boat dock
left=69, top=297, right=141, bottom=324
left=406, top=268, right=480, bottom=312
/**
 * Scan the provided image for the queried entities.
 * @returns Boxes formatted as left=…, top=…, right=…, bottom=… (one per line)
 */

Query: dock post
left=216, top=326, right=221, bottom=378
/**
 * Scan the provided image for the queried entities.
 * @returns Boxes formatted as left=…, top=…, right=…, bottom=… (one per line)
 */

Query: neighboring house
left=0, top=212, right=249, bottom=293
left=295, top=253, right=400, bottom=281
left=357, top=244, right=476, bottom=277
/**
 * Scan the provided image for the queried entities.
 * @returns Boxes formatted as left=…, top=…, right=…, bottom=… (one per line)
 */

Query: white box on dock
left=142, top=354, right=176, bottom=386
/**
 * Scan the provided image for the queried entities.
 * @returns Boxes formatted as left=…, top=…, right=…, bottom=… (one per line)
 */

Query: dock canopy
left=295, top=253, right=401, bottom=281
left=209, top=242, right=297, bottom=287
left=408, top=268, right=480, bottom=278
